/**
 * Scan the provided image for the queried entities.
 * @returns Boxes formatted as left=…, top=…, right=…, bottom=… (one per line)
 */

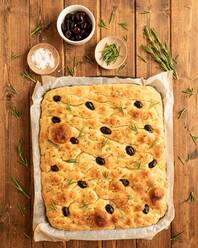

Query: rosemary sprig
left=177, top=155, right=185, bottom=165
left=185, top=153, right=193, bottom=162
left=65, top=159, right=77, bottom=163
left=137, top=54, right=147, bottom=63
left=189, top=133, right=198, bottom=145
left=142, top=26, right=178, bottom=79
left=98, top=19, right=108, bottom=29
left=171, top=231, right=184, bottom=241
left=178, top=108, right=186, bottom=119
left=10, top=176, right=30, bottom=199
left=118, top=62, right=127, bottom=72
left=182, top=87, right=196, bottom=97
left=21, top=70, right=36, bottom=83
left=122, top=34, right=128, bottom=42
left=10, top=106, right=22, bottom=119
left=17, top=140, right=28, bottom=167
left=118, top=22, right=128, bottom=30
left=102, top=171, right=109, bottom=178
left=185, top=191, right=196, bottom=203
left=101, top=43, right=120, bottom=65
left=109, top=7, right=117, bottom=24
left=47, top=139, right=59, bottom=148
left=48, top=201, right=57, bottom=212
left=66, top=179, right=76, bottom=186
left=31, top=22, right=51, bottom=36
left=17, top=204, right=25, bottom=216
left=83, top=55, right=95, bottom=64
left=11, top=52, right=22, bottom=60
left=67, top=56, right=82, bottom=76
left=129, top=123, right=138, bottom=134
left=140, top=11, right=150, bottom=14
left=24, top=233, right=31, bottom=239
left=7, top=83, right=17, bottom=96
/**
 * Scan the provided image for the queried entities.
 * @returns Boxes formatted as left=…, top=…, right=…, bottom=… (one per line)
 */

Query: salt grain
left=31, top=48, right=55, bottom=70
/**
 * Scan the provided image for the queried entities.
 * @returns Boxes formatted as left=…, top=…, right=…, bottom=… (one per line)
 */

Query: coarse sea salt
left=31, top=48, right=55, bottom=70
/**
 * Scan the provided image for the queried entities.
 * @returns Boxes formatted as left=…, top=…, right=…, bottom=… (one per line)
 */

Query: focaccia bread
left=40, top=83, right=167, bottom=231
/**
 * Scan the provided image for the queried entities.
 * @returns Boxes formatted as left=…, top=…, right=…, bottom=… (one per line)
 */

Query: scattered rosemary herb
left=189, top=133, right=198, bottom=145
left=118, top=22, right=128, bottom=30
left=129, top=123, right=138, bottom=134
left=140, top=10, right=150, bottom=14
left=66, top=102, right=72, bottom=111
left=11, top=52, right=22, bottom=60
left=171, top=231, right=184, bottom=241
left=78, top=127, right=85, bottom=138
left=48, top=201, right=57, bottom=212
left=142, top=26, right=178, bottom=79
left=66, top=179, right=76, bottom=186
left=113, top=105, right=125, bottom=114
left=79, top=203, right=89, bottom=209
left=118, top=62, right=127, bottom=72
left=65, top=159, right=77, bottom=163
left=109, top=7, right=117, bottom=24
left=17, top=204, right=25, bottom=216
left=134, top=161, right=141, bottom=169
left=185, top=153, right=193, bottom=162
left=102, top=171, right=109, bottom=178
left=10, top=176, right=30, bottom=199
left=177, top=155, right=185, bottom=165
left=17, top=140, right=28, bottom=167
left=185, top=191, right=196, bottom=203
left=178, top=108, right=186, bottom=119
left=122, top=34, right=128, bottom=42
left=149, top=140, right=157, bottom=148
left=98, top=19, right=108, bottom=29
left=182, top=87, right=196, bottom=97
left=7, top=83, right=17, bottom=96
left=23, top=233, right=31, bottom=239
left=83, top=55, right=95, bottom=64
left=67, top=56, right=82, bottom=76
left=47, top=139, right=59, bottom=148
left=21, top=70, right=36, bottom=83
left=101, top=138, right=109, bottom=148
left=101, top=43, right=120, bottom=65
left=127, top=194, right=132, bottom=200
left=137, top=54, right=147, bottom=63
left=31, top=22, right=51, bottom=36
left=149, top=101, right=159, bottom=108
left=10, top=106, right=22, bottom=119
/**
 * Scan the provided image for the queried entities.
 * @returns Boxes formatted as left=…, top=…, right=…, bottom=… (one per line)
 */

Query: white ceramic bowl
left=95, top=36, right=127, bottom=70
left=57, top=5, right=95, bottom=45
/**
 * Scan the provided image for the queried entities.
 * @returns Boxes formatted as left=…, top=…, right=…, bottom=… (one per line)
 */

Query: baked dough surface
left=40, top=83, right=167, bottom=231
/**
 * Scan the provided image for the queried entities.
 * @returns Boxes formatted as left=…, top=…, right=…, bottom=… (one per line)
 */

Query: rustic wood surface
left=0, top=0, right=198, bottom=247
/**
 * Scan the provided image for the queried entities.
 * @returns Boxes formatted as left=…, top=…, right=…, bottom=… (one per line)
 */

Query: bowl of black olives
left=57, top=5, right=95, bottom=45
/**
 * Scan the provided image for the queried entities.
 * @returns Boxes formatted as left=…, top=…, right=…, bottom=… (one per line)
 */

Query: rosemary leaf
left=177, top=108, right=186, bottom=119
left=17, top=140, right=28, bottom=167
left=67, top=56, right=81, bottom=76
left=48, top=201, right=57, bottom=212
left=21, top=70, right=36, bottom=83
left=182, top=87, right=196, bottom=97
left=185, top=191, right=196, bottom=203
left=65, top=159, right=77, bottom=163
left=17, top=204, right=25, bottom=216
left=118, top=22, right=128, bottom=30
left=7, top=83, right=18, bottom=96
left=10, top=106, right=22, bottom=119
left=137, top=54, right=147, bottom=63
left=185, top=153, right=193, bottom=162
left=101, top=138, right=109, bottom=148
left=171, top=231, right=184, bottom=241
left=78, top=127, right=85, bottom=138
left=83, top=55, right=95, bottom=64
left=189, top=133, right=198, bottom=145
left=31, top=22, right=51, bottom=36
left=66, top=179, right=76, bottom=186
left=109, top=7, right=117, bottom=24
left=102, top=171, right=109, bottom=178
left=129, top=123, right=138, bottom=134
left=66, top=101, right=72, bottom=111
left=10, top=176, right=30, bottom=199
left=11, top=52, right=22, bottom=60
left=79, top=203, right=89, bottom=209
left=118, top=62, right=127, bottom=72
left=98, top=19, right=108, bottom=29
left=140, top=11, right=150, bottom=14
left=122, top=34, right=128, bottom=42
left=47, top=139, right=59, bottom=148
left=134, top=161, right=141, bottom=169
left=23, top=233, right=31, bottom=239
left=177, top=155, right=185, bottom=165
left=149, top=101, right=159, bottom=108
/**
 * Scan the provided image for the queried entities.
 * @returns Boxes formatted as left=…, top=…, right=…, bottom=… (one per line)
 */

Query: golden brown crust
left=40, top=83, right=167, bottom=231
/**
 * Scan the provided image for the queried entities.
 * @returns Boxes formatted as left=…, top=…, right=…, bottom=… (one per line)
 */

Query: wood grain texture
left=0, top=0, right=198, bottom=247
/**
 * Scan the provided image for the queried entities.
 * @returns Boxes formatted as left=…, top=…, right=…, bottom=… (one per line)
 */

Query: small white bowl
left=57, top=5, right=95, bottom=45
left=95, top=36, right=127, bottom=70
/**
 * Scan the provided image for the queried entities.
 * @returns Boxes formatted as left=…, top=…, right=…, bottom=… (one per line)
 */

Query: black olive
left=148, top=159, right=157, bottom=168
left=65, top=30, right=72, bottom=39
left=85, top=101, right=95, bottom=110
left=105, top=204, right=114, bottom=214
left=70, top=137, right=79, bottom=144
left=51, top=165, right=59, bottom=172
left=73, top=26, right=81, bottom=34
left=120, top=179, right=129, bottom=186
left=61, top=22, right=67, bottom=33
left=51, top=116, right=61, bottom=123
left=75, top=11, right=84, bottom=22
left=100, top=126, right=112, bottom=135
left=142, top=204, right=149, bottom=214
left=77, top=180, right=88, bottom=188
left=53, top=95, right=61, bottom=102
left=96, top=156, right=105, bottom=165
left=144, top=124, right=153, bottom=133
left=134, top=100, right=143, bottom=108
left=75, top=34, right=82, bottom=41
left=125, top=146, right=135, bottom=156
left=80, top=22, right=87, bottom=30
left=65, top=13, right=73, bottom=20
left=62, top=206, right=70, bottom=217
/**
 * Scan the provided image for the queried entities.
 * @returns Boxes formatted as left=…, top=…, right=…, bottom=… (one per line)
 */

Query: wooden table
left=0, top=0, right=198, bottom=247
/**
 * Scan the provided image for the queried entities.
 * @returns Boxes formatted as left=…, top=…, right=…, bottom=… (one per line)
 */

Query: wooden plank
left=171, top=0, right=198, bottom=248
left=135, top=0, right=171, bottom=248
left=100, top=0, right=135, bottom=77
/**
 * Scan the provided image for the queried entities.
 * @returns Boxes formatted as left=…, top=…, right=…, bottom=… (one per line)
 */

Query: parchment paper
left=31, top=72, right=174, bottom=241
